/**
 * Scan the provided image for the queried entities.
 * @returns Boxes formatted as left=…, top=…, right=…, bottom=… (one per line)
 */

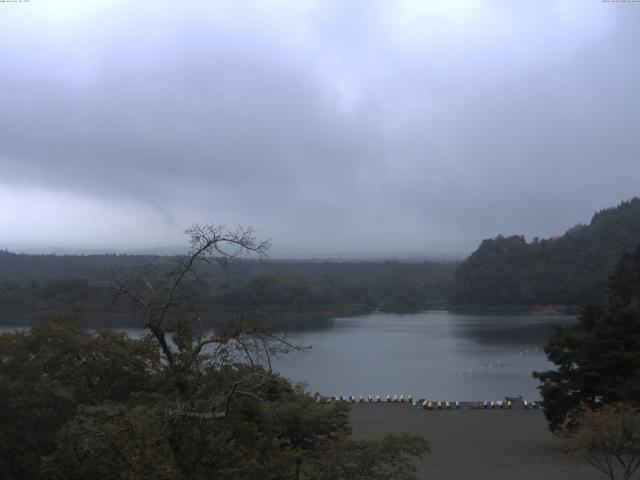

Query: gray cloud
left=1, top=0, right=639, bottom=257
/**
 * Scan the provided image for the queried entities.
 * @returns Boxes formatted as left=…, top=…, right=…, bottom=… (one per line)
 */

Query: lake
left=0, top=310, right=575, bottom=401
left=271, top=310, right=575, bottom=401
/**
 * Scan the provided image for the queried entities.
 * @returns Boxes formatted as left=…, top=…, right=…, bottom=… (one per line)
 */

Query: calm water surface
left=1, top=311, right=575, bottom=401
left=272, top=311, right=576, bottom=400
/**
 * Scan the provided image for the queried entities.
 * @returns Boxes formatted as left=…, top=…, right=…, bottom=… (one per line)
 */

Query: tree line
left=2, top=197, right=640, bottom=326
left=450, top=198, right=640, bottom=307
left=0, top=253, right=456, bottom=327
left=0, top=225, right=429, bottom=480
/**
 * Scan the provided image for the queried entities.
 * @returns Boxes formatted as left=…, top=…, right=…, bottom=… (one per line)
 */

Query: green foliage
left=49, top=403, right=178, bottom=480
left=0, top=319, right=428, bottom=479
left=206, top=274, right=373, bottom=315
left=451, top=198, right=640, bottom=306
left=534, top=246, right=640, bottom=432
left=0, top=226, right=430, bottom=479
left=0, top=319, right=159, bottom=478
left=0, top=261, right=457, bottom=327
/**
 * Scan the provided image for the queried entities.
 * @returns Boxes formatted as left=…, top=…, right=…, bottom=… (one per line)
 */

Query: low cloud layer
left=1, top=1, right=639, bottom=257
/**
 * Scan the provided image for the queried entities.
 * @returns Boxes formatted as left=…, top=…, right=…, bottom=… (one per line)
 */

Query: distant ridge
left=450, top=197, right=640, bottom=307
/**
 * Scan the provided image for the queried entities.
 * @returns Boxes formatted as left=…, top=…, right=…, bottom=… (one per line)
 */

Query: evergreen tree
left=533, top=246, right=640, bottom=432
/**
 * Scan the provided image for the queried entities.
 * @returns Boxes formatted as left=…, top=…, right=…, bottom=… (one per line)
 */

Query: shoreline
left=0, top=305, right=579, bottom=331
left=320, top=398, right=542, bottom=407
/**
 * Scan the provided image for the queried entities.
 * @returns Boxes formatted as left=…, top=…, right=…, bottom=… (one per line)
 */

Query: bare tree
left=109, top=224, right=302, bottom=416
left=569, top=405, right=640, bottom=480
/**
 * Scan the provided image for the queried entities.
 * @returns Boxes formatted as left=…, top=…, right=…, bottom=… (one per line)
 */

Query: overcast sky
left=1, top=0, right=639, bottom=258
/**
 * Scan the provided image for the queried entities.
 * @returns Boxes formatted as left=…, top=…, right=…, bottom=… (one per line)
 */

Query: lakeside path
left=349, top=404, right=603, bottom=480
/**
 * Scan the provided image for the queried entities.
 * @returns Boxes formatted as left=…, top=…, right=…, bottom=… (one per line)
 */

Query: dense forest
left=0, top=226, right=429, bottom=479
left=2, top=198, right=640, bottom=325
left=0, top=252, right=456, bottom=327
left=450, top=198, right=640, bottom=307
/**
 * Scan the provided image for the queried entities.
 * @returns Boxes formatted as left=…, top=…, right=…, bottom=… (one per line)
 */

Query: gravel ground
left=349, top=403, right=604, bottom=480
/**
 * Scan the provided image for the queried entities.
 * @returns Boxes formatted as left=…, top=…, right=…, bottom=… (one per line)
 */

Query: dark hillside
left=450, top=198, right=640, bottom=306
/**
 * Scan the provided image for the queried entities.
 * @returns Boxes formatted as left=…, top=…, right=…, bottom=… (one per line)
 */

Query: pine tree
left=534, top=246, right=640, bottom=432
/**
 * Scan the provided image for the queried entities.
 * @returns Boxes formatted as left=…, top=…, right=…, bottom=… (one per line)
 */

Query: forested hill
left=0, top=252, right=457, bottom=326
left=450, top=198, right=640, bottom=307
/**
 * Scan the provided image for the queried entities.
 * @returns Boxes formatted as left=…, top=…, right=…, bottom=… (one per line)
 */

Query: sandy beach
left=349, top=403, right=603, bottom=480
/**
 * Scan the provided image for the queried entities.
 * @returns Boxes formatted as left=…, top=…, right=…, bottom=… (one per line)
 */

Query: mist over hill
left=2, top=197, right=639, bottom=322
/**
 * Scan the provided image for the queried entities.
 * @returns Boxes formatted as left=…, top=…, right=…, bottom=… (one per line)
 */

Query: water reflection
left=448, top=312, right=571, bottom=347
left=272, top=311, right=576, bottom=400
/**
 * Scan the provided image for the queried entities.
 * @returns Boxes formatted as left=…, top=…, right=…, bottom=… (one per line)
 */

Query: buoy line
left=455, top=344, right=542, bottom=377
